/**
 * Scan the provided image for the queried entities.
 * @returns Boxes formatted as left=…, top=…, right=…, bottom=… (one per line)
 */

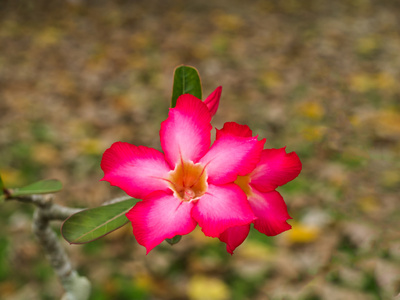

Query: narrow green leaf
left=171, top=65, right=202, bottom=108
left=165, top=235, right=182, bottom=245
left=11, top=179, right=62, bottom=197
left=61, top=198, right=139, bottom=244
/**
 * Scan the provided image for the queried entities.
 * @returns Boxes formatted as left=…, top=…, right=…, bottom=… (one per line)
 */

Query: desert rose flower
left=101, top=94, right=265, bottom=253
left=217, top=122, right=302, bottom=254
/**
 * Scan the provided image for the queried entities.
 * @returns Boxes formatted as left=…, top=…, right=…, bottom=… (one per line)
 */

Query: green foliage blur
left=1, top=0, right=400, bottom=299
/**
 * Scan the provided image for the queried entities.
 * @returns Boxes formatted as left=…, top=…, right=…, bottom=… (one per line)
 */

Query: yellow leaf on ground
left=284, top=222, right=320, bottom=244
left=188, top=275, right=230, bottom=300
left=372, top=110, right=400, bottom=140
left=238, top=240, right=275, bottom=262
left=297, top=101, right=325, bottom=120
left=349, top=73, right=375, bottom=92
left=357, top=196, right=379, bottom=213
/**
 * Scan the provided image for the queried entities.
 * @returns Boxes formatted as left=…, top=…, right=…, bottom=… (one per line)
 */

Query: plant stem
left=9, top=194, right=90, bottom=300
left=33, top=207, right=91, bottom=300
left=8, top=193, right=131, bottom=299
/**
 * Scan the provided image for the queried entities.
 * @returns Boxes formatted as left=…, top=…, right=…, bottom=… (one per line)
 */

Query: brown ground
left=1, top=0, right=400, bottom=299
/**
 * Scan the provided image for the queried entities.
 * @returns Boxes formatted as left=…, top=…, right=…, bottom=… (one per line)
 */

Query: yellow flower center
left=168, top=160, right=208, bottom=202
left=234, top=175, right=252, bottom=197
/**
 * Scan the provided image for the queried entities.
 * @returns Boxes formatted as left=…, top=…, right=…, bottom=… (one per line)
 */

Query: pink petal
left=250, top=148, right=302, bottom=192
left=216, top=122, right=253, bottom=139
left=219, top=224, right=250, bottom=255
left=160, top=94, right=212, bottom=168
left=203, top=86, right=222, bottom=117
left=191, top=184, right=255, bottom=237
left=249, top=189, right=292, bottom=236
left=101, top=142, right=171, bottom=199
left=200, top=134, right=265, bottom=185
left=126, top=191, right=197, bottom=254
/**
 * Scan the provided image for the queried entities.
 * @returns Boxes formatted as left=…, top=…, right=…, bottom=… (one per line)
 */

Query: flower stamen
left=183, top=188, right=196, bottom=201
left=168, top=160, right=208, bottom=202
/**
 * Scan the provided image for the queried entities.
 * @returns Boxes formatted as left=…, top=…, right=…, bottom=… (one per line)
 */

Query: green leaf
left=171, top=65, right=202, bottom=108
left=165, top=235, right=182, bottom=245
left=11, top=179, right=62, bottom=197
left=61, top=198, right=139, bottom=244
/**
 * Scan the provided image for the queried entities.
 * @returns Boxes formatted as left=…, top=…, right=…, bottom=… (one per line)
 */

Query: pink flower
left=217, top=122, right=302, bottom=254
left=203, top=86, right=222, bottom=117
left=100, top=92, right=265, bottom=253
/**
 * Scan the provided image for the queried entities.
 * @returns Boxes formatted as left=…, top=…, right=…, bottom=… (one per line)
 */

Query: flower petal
left=200, top=134, right=265, bottom=185
left=160, top=94, right=212, bottom=167
left=191, top=184, right=255, bottom=237
left=101, top=142, right=171, bottom=199
left=249, top=189, right=292, bottom=236
left=216, top=122, right=253, bottom=139
left=250, top=148, right=302, bottom=192
left=219, top=224, right=250, bottom=255
left=203, top=86, right=222, bottom=117
left=126, top=191, right=197, bottom=254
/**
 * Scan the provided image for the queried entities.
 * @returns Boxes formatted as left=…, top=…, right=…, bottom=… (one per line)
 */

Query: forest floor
left=1, top=0, right=400, bottom=299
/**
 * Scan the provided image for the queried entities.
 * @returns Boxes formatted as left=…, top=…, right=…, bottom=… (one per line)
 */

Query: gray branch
left=6, top=192, right=131, bottom=299
left=33, top=207, right=91, bottom=300
left=8, top=194, right=90, bottom=300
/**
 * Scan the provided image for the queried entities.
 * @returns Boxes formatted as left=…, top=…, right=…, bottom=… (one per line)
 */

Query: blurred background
left=1, top=0, right=400, bottom=299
